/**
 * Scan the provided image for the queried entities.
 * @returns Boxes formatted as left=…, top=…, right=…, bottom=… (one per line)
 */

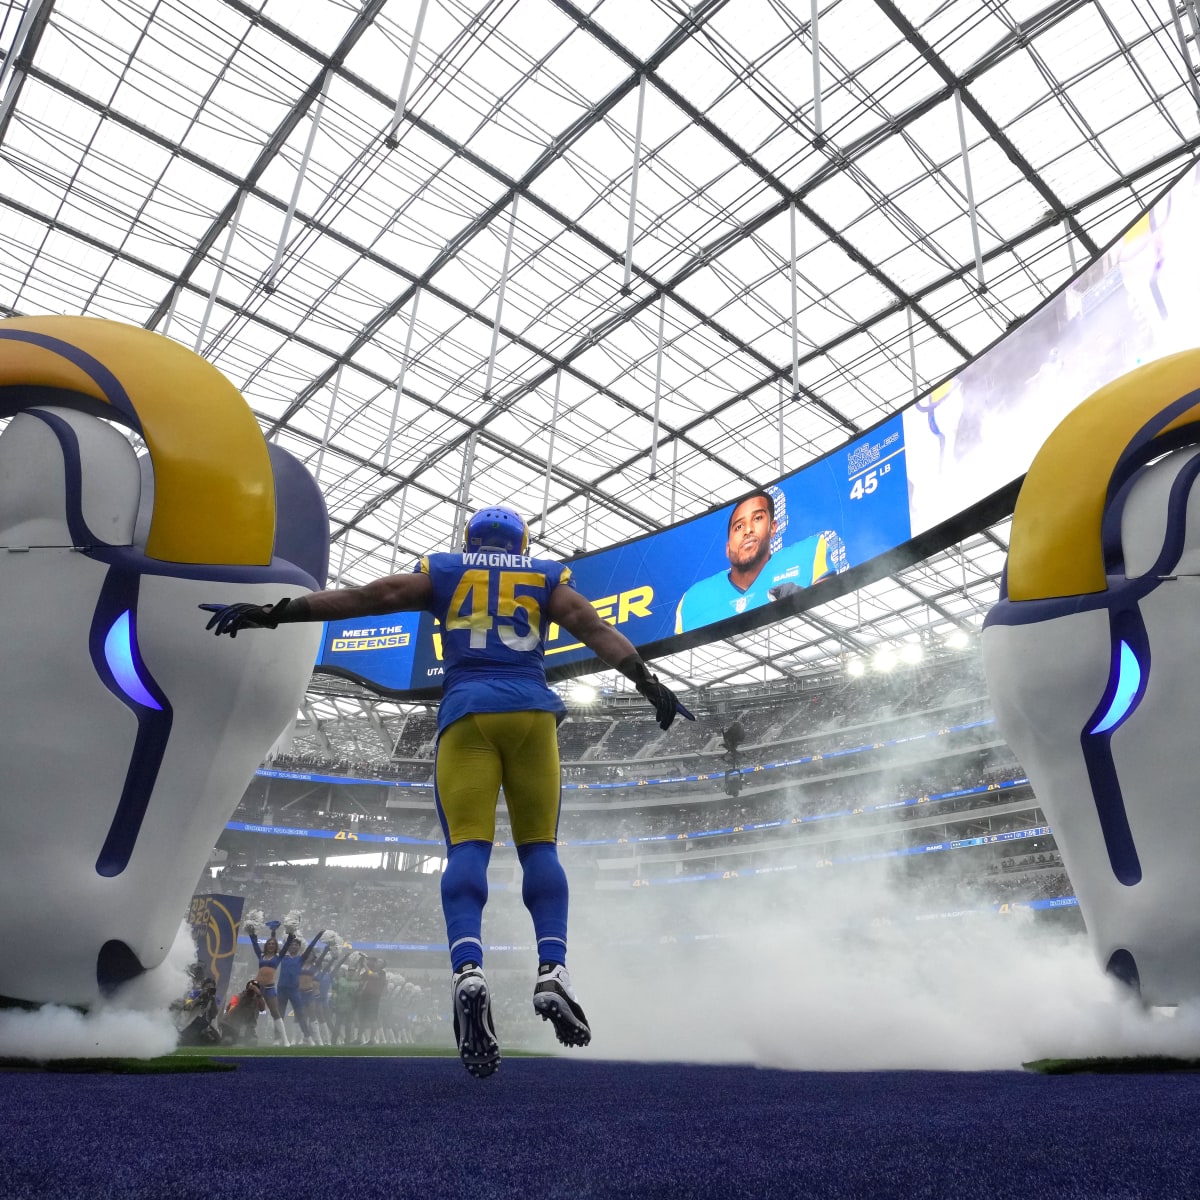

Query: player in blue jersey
left=675, top=490, right=845, bottom=634
left=201, top=504, right=692, bottom=1078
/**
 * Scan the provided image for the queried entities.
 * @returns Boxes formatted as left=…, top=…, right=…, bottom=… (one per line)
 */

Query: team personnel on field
left=354, top=956, right=390, bottom=1046
left=247, top=927, right=294, bottom=1045
left=222, top=978, right=265, bottom=1044
left=309, top=941, right=350, bottom=1045
left=275, top=928, right=324, bottom=1045
left=331, top=961, right=359, bottom=1045
left=297, top=944, right=324, bottom=1042
left=202, top=504, right=692, bottom=1078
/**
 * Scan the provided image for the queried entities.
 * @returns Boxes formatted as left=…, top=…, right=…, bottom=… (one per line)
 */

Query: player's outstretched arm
left=547, top=584, right=694, bottom=730
left=200, top=572, right=435, bottom=636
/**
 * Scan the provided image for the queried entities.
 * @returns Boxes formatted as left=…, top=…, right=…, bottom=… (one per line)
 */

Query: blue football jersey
left=417, top=551, right=574, bottom=732
left=674, top=531, right=845, bottom=634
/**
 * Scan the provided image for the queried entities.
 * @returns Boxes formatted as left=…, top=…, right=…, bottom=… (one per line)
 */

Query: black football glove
left=199, top=597, right=299, bottom=638
left=619, top=655, right=695, bottom=730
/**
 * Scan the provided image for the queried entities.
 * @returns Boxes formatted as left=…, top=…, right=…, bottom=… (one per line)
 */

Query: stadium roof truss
left=1, top=0, right=1199, bottom=705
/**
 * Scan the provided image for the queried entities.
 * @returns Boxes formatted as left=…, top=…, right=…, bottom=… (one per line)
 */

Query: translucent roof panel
left=1, top=0, right=1198, bottom=690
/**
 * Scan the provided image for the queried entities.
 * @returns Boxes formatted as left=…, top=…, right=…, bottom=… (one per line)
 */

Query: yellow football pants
left=434, top=710, right=562, bottom=846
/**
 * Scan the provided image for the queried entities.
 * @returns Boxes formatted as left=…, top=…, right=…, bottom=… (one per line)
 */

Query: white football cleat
left=533, top=963, right=591, bottom=1048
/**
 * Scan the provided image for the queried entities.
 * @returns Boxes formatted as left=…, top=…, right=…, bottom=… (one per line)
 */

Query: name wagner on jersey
left=460, top=551, right=534, bottom=568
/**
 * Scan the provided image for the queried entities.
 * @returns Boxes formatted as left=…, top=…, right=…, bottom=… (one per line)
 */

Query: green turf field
left=172, top=1043, right=550, bottom=1058
left=1023, top=1056, right=1200, bottom=1074
left=0, top=1055, right=237, bottom=1074
left=0, top=1043, right=552, bottom=1073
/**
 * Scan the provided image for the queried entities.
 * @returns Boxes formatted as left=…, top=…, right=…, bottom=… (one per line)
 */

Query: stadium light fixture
left=899, top=642, right=924, bottom=664
left=847, top=658, right=866, bottom=677
left=946, top=630, right=970, bottom=649
left=873, top=648, right=897, bottom=672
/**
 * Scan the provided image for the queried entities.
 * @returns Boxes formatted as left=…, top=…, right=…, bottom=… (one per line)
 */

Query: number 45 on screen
left=849, top=462, right=890, bottom=500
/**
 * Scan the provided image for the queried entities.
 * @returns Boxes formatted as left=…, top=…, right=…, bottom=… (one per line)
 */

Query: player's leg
left=435, top=715, right=502, bottom=969
left=501, top=711, right=569, bottom=967
left=434, top=714, right=502, bottom=1077
left=499, top=711, right=591, bottom=1048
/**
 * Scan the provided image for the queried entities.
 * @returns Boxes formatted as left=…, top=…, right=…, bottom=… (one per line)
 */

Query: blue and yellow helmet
left=464, top=505, right=528, bottom=554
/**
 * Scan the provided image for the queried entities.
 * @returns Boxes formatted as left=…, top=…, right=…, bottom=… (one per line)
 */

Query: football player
left=201, top=504, right=692, bottom=1078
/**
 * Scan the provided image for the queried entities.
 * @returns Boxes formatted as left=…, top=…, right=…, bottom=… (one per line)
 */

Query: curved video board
left=318, top=159, right=1200, bottom=698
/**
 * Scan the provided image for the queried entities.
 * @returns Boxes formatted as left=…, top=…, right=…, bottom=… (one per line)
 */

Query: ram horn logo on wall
left=0, top=316, right=329, bottom=1010
left=983, top=348, right=1200, bottom=1005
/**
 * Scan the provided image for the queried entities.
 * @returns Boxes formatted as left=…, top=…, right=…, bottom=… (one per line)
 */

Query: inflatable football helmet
left=464, top=504, right=528, bottom=554
left=983, top=348, right=1200, bottom=1003
left=0, top=316, right=328, bottom=1009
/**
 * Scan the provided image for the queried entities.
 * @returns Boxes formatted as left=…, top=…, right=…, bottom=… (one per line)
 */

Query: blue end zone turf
left=5, top=1057, right=1200, bottom=1198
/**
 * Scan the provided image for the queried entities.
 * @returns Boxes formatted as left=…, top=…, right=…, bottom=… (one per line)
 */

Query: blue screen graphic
left=547, top=412, right=909, bottom=660
left=318, top=414, right=909, bottom=692
left=317, top=611, right=425, bottom=695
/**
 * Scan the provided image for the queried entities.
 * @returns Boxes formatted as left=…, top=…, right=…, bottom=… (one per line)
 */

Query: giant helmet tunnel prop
left=0, top=316, right=328, bottom=1009
left=984, top=349, right=1200, bottom=1004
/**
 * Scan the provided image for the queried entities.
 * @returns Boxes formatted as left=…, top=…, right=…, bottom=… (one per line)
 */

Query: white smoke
left=0, top=922, right=195, bottom=1060
left=566, top=864, right=1200, bottom=1070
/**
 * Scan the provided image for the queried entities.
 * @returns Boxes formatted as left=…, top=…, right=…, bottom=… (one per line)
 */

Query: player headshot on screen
left=674, top=490, right=844, bottom=634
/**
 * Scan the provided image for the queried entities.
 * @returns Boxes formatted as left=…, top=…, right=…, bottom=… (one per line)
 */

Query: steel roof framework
left=0, top=0, right=1198, bottom=713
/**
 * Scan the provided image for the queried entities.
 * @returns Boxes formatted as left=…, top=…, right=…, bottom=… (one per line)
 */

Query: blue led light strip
left=103, top=611, right=163, bottom=710
left=1089, top=640, right=1141, bottom=735
left=89, top=570, right=174, bottom=879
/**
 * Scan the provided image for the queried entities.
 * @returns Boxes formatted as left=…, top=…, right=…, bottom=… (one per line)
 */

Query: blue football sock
left=441, top=839, right=492, bottom=971
left=518, top=840, right=568, bottom=966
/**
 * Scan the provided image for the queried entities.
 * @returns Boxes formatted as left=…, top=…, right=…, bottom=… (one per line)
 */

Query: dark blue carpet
left=3, top=1057, right=1200, bottom=1198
